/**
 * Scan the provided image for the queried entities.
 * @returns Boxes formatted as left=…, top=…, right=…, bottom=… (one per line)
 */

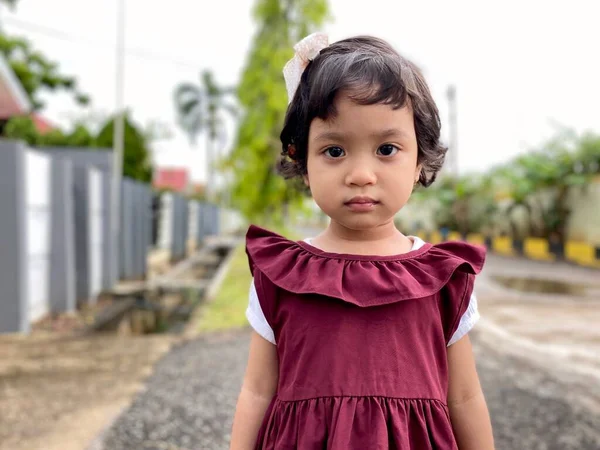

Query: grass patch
left=197, top=244, right=251, bottom=332
left=197, top=225, right=301, bottom=332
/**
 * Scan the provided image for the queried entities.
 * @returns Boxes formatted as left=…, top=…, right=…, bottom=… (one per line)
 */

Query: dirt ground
left=0, top=331, right=178, bottom=450
left=0, top=248, right=179, bottom=450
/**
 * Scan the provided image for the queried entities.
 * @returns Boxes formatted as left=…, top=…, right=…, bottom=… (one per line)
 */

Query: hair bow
left=283, top=32, right=329, bottom=104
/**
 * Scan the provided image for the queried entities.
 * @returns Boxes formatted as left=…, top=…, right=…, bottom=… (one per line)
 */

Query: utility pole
left=446, top=84, right=458, bottom=176
left=110, top=0, right=126, bottom=284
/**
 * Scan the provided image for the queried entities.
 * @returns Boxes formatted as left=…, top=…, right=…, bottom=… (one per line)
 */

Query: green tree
left=412, top=174, right=498, bottom=236
left=174, top=70, right=236, bottom=200
left=224, top=0, right=329, bottom=224
left=493, top=129, right=599, bottom=241
left=96, top=112, right=153, bottom=183
left=0, top=32, right=90, bottom=110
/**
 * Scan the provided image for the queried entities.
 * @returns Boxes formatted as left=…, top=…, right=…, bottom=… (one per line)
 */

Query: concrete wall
left=0, top=140, right=227, bottom=333
left=566, top=180, right=600, bottom=245
left=118, top=179, right=153, bottom=280
left=36, top=147, right=113, bottom=173
left=40, top=147, right=117, bottom=291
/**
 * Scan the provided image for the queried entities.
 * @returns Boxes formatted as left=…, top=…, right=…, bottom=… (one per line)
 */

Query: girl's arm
left=230, top=331, right=279, bottom=450
left=447, top=334, right=495, bottom=450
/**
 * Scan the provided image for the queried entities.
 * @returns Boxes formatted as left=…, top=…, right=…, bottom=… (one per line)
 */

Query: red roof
left=153, top=167, right=190, bottom=192
left=30, top=113, right=55, bottom=134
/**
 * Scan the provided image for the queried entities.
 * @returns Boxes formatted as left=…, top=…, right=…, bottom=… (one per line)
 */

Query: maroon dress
left=245, top=225, right=486, bottom=449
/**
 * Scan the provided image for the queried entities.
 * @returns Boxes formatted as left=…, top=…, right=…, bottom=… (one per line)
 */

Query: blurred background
left=0, top=0, right=599, bottom=449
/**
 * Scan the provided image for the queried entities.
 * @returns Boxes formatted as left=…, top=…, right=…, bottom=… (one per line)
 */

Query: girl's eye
left=377, top=144, right=399, bottom=157
left=324, top=147, right=345, bottom=158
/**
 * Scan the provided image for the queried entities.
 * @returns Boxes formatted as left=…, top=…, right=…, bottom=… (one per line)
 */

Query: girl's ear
left=415, top=164, right=423, bottom=184
left=303, top=173, right=310, bottom=187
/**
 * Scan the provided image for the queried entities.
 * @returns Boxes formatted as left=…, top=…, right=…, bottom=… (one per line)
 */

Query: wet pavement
left=95, top=253, right=600, bottom=450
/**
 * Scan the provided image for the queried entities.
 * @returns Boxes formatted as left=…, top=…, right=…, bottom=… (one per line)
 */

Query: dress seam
left=276, top=395, right=448, bottom=406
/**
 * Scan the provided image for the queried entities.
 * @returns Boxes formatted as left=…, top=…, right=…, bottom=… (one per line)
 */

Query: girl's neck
left=311, top=220, right=413, bottom=256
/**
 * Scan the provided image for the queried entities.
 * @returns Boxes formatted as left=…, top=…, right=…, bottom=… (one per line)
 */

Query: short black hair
left=278, top=35, right=447, bottom=187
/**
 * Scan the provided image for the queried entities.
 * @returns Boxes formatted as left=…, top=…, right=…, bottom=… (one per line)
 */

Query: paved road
left=97, top=328, right=600, bottom=450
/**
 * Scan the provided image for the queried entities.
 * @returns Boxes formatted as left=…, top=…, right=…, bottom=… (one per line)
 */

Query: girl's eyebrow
left=313, top=128, right=406, bottom=142
left=370, top=128, right=407, bottom=139
left=312, top=131, right=345, bottom=142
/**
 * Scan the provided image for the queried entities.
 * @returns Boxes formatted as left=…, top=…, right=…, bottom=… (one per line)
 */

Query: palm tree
left=173, top=70, right=236, bottom=200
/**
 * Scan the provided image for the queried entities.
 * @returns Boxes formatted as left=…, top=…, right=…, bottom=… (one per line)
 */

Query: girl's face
left=305, top=93, right=420, bottom=232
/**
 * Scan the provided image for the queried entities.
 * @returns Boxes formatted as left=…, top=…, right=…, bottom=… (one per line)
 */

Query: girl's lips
left=345, top=196, right=378, bottom=204
left=344, top=197, right=379, bottom=212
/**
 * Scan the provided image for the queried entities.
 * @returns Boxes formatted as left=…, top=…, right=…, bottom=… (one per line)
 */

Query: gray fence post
left=101, top=171, right=115, bottom=290
left=120, top=179, right=135, bottom=279
left=0, top=141, right=28, bottom=333
left=49, top=158, right=76, bottom=314
left=141, top=186, right=152, bottom=277
left=133, top=182, right=144, bottom=279
left=72, top=166, right=90, bottom=304
left=196, top=202, right=205, bottom=245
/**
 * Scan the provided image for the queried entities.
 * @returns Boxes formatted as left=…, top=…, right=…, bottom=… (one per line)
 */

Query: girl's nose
left=345, top=163, right=377, bottom=187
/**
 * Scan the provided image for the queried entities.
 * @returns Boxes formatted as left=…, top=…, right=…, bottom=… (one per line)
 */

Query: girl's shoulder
left=245, top=224, right=486, bottom=307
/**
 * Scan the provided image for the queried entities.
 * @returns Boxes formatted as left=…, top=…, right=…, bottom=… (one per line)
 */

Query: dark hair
left=278, top=35, right=446, bottom=187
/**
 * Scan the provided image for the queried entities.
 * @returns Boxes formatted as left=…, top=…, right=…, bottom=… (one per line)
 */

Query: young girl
left=230, top=33, right=495, bottom=450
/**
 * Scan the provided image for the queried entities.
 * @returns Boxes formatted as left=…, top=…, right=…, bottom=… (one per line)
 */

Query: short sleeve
left=246, top=278, right=276, bottom=345
left=447, top=292, right=479, bottom=346
left=439, top=270, right=476, bottom=345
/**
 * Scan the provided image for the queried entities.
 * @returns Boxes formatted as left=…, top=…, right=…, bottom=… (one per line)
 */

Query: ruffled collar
left=246, top=225, right=485, bottom=307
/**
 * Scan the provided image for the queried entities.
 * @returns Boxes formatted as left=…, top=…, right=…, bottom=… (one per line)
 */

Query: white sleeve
left=447, top=292, right=480, bottom=346
left=246, top=278, right=276, bottom=345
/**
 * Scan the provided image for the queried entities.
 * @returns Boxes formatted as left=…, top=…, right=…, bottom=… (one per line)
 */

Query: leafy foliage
left=224, top=0, right=329, bottom=223
left=412, top=128, right=600, bottom=240
left=0, top=31, right=89, bottom=110
left=96, top=113, right=153, bottom=182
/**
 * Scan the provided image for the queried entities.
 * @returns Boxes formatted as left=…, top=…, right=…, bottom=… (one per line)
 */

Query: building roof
left=0, top=54, right=31, bottom=119
left=153, top=167, right=190, bottom=193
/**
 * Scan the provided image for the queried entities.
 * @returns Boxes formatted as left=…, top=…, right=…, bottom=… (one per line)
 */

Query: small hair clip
left=283, top=32, right=329, bottom=104
left=287, top=145, right=296, bottom=158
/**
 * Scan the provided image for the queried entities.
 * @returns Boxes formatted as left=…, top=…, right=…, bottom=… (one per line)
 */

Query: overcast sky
left=3, top=0, right=599, bottom=182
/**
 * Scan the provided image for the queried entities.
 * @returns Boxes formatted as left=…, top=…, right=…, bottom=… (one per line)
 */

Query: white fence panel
left=88, top=169, right=103, bottom=300
left=188, top=201, right=199, bottom=244
left=25, top=150, right=51, bottom=323
left=220, top=208, right=245, bottom=235
left=158, top=193, right=173, bottom=250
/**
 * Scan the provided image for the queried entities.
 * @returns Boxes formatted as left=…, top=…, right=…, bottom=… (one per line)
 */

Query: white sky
left=3, top=0, right=599, bottom=182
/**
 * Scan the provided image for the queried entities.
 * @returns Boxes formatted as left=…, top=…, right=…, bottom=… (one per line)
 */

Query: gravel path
left=98, top=329, right=600, bottom=450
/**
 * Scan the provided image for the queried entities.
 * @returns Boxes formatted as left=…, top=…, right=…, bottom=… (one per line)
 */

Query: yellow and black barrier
left=415, top=230, right=600, bottom=269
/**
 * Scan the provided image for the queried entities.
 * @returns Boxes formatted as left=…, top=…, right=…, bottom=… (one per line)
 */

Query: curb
left=181, top=241, right=241, bottom=341
left=84, top=240, right=240, bottom=450
left=415, top=230, right=600, bottom=269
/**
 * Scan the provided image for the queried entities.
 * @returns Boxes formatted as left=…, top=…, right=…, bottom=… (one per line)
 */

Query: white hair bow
left=283, top=32, right=329, bottom=104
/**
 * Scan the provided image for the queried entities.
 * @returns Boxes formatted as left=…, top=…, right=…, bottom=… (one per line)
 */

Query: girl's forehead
left=309, top=101, right=416, bottom=141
